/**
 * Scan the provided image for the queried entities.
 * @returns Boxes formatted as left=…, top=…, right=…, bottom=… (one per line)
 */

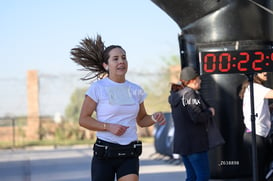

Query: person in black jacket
left=168, top=66, right=215, bottom=181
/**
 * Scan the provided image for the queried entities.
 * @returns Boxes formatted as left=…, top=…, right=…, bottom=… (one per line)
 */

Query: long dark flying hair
left=70, top=35, right=124, bottom=81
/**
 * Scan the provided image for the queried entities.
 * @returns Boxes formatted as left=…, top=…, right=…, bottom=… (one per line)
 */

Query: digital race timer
left=199, top=49, right=273, bottom=74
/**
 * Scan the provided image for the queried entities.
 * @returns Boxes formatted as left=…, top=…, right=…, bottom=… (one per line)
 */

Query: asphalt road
left=0, top=143, right=185, bottom=181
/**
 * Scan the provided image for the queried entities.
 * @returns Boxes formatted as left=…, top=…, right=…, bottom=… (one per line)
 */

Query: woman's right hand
left=209, top=107, right=215, bottom=116
left=106, top=123, right=129, bottom=136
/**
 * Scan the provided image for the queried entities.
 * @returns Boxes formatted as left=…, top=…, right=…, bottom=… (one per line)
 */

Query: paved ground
left=0, top=143, right=186, bottom=181
left=140, top=143, right=186, bottom=180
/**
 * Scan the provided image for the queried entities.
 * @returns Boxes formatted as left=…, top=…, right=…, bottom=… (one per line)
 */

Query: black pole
left=246, top=73, right=258, bottom=181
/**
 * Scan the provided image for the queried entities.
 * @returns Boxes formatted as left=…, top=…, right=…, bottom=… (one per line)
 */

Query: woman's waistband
left=95, top=138, right=140, bottom=148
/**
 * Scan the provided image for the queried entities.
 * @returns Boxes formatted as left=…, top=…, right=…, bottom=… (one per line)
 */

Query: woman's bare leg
left=118, top=174, right=138, bottom=181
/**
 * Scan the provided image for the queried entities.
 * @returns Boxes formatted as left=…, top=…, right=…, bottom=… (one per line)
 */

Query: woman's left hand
left=152, top=112, right=166, bottom=125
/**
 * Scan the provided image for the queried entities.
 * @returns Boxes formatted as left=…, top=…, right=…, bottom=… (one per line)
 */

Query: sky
left=0, top=0, right=181, bottom=117
left=0, top=0, right=181, bottom=79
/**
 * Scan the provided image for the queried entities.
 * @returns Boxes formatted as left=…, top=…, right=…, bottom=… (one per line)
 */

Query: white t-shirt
left=86, top=77, right=147, bottom=145
left=243, top=83, right=271, bottom=137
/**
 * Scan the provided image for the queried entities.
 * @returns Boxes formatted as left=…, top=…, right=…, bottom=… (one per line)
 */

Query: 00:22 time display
left=199, top=49, right=273, bottom=74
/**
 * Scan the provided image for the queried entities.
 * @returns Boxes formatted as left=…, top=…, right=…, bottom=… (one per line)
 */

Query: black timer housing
left=152, top=0, right=273, bottom=179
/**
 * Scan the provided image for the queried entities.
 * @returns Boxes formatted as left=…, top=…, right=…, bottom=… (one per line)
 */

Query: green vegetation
left=143, top=55, right=180, bottom=113
left=0, top=134, right=154, bottom=149
left=0, top=139, right=94, bottom=149
left=64, top=87, right=88, bottom=122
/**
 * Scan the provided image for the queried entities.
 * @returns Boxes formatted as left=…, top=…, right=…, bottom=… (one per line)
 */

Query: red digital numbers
left=203, top=53, right=235, bottom=73
left=200, top=49, right=273, bottom=74
left=219, top=53, right=231, bottom=72
left=237, top=52, right=249, bottom=71
left=252, top=51, right=263, bottom=71
left=203, top=53, right=216, bottom=73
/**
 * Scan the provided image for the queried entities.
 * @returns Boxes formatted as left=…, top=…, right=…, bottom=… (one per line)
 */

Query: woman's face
left=188, top=76, right=201, bottom=90
left=257, top=72, right=268, bottom=82
left=105, top=47, right=128, bottom=80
